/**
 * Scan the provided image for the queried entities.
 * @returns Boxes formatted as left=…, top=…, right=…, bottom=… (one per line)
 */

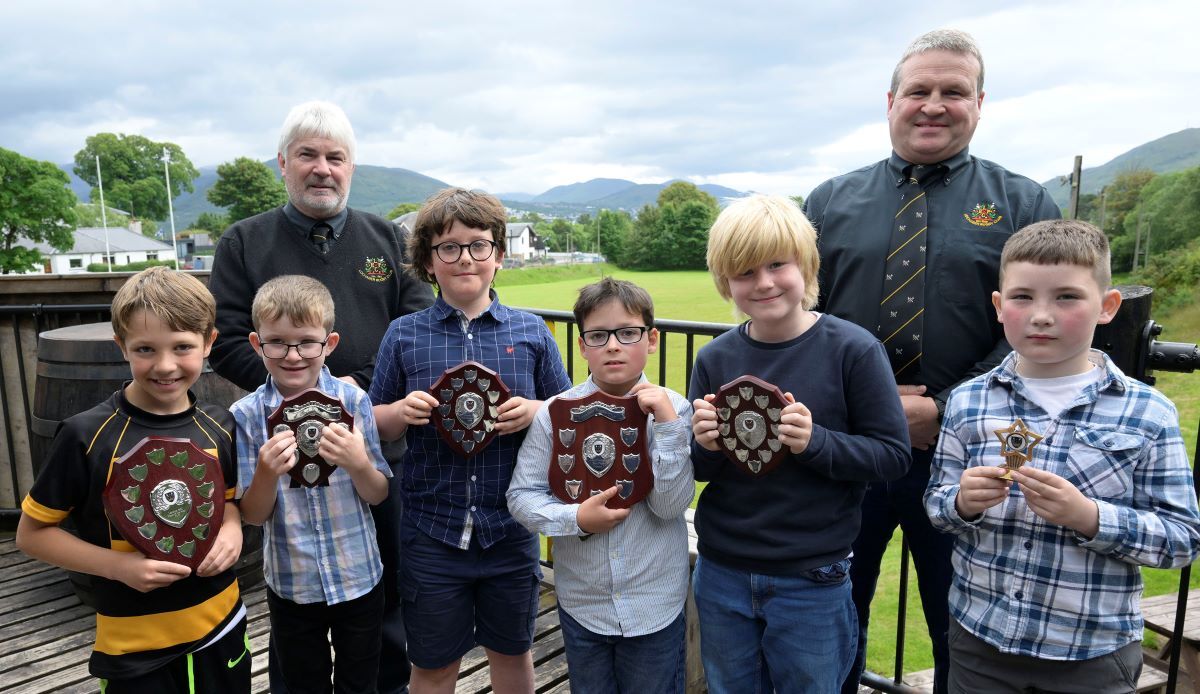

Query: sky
left=2, top=1, right=1196, bottom=199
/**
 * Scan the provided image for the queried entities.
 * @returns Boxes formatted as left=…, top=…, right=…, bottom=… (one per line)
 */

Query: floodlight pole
left=163, top=147, right=179, bottom=270
left=95, top=156, right=112, bottom=272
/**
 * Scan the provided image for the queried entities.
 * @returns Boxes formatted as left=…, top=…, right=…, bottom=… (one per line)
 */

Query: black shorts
left=99, top=616, right=250, bottom=694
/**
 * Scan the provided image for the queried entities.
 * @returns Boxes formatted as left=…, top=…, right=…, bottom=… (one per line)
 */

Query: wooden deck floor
left=0, top=537, right=569, bottom=693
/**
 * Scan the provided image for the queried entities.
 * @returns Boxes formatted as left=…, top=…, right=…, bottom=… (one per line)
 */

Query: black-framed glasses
left=432, top=240, right=498, bottom=263
left=260, top=337, right=329, bottom=359
left=580, top=326, right=650, bottom=348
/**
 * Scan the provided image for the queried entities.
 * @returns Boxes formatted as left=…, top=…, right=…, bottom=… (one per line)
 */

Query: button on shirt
left=232, top=367, right=391, bottom=605
left=369, top=293, right=572, bottom=550
left=508, top=376, right=695, bottom=636
left=925, top=350, right=1200, bottom=660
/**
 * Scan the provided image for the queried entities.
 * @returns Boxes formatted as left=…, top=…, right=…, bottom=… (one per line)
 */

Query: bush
left=1130, top=238, right=1200, bottom=311
left=87, top=259, right=175, bottom=273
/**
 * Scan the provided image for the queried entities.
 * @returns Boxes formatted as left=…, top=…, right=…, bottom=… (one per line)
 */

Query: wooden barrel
left=31, top=322, right=262, bottom=604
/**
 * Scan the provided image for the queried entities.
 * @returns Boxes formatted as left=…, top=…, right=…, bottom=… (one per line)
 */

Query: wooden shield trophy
left=267, top=388, right=353, bottom=488
left=102, top=436, right=226, bottom=570
left=547, top=390, right=652, bottom=509
left=713, top=375, right=789, bottom=476
left=431, top=361, right=511, bottom=457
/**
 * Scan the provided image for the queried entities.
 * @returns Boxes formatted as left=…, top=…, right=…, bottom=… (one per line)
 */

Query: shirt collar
left=283, top=202, right=349, bottom=240
left=580, top=372, right=649, bottom=397
left=431, top=290, right=508, bottom=323
left=988, top=348, right=1128, bottom=396
left=888, top=147, right=972, bottom=188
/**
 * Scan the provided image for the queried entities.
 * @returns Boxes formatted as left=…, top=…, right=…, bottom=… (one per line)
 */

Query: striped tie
left=878, top=165, right=940, bottom=379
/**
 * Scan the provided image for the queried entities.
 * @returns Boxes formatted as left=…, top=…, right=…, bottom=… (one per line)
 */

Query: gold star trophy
left=993, top=418, right=1044, bottom=481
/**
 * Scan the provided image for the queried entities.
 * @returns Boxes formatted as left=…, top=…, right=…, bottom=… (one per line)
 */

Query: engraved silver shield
left=558, top=428, right=576, bottom=447
left=582, top=433, right=616, bottom=477
left=150, top=479, right=192, bottom=529
left=558, top=454, right=575, bottom=474
left=735, top=411, right=767, bottom=450
left=297, top=420, right=325, bottom=458
left=620, top=427, right=638, bottom=446
left=456, top=392, right=484, bottom=429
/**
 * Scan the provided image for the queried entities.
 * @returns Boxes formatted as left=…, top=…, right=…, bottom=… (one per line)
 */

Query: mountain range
left=60, top=127, right=1199, bottom=228
left=1041, top=128, right=1200, bottom=207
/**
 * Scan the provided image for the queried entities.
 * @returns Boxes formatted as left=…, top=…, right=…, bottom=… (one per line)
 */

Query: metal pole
left=163, top=148, right=179, bottom=270
left=95, top=156, right=112, bottom=272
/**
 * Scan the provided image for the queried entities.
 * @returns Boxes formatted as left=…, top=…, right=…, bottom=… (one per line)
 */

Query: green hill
left=1043, top=128, right=1200, bottom=207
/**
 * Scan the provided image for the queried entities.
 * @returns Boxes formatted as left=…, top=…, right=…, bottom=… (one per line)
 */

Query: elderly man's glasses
left=260, top=338, right=329, bottom=359
left=580, top=326, right=650, bottom=348
left=432, top=240, right=498, bottom=263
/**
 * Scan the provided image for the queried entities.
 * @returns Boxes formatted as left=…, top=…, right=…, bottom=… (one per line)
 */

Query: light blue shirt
left=508, top=375, right=694, bottom=637
left=232, top=367, right=391, bottom=605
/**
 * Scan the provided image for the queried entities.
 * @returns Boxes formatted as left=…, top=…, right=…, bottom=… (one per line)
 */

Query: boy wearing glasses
left=232, top=274, right=391, bottom=692
left=508, top=277, right=695, bottom=694
left=370, top=187, right=571, bottom=693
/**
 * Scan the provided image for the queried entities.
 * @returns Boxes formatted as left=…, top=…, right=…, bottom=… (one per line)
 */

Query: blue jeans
left=558, top=607, right=686, bottom=694
left=841, top=451, right=953, bottom=694
left=692, top=554, right=856, bottom=694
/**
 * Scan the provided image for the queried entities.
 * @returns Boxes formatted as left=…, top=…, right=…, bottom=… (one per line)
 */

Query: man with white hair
left=803, top=30, right=1060, bottom=693
left=210, top=100, right=432, bottom=694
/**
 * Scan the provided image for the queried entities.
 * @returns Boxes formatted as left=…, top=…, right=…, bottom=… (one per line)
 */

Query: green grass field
left=502, top=264, right=1200, bottom=677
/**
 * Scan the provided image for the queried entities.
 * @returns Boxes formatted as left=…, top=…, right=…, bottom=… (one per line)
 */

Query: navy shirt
left=804, top=148, right=1061, bottom=402
left=369, top=293, right=572, bottom=549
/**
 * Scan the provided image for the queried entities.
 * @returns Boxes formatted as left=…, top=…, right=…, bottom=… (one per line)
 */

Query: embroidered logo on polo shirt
left=358, top=257, right=394, bottom=282
left=963, top=202, right=1003, bottom=227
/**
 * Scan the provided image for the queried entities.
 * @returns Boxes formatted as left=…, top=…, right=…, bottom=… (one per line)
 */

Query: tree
left=620, top=205, right=661, bottom=269
left=386, top=202, right=422, bottom=220
left=790, top=194, right=805, bottom=208
left=192, top=211, right=230, bottom=237
left=73, top=133, right=199, bottom=221
left=594, top=209, right=631, bottom=262
left=0, top=147, right=78, bottom=273
left=654, top=182, right=719, bottom=269
left=74, top=202, right=129, bottom=227
left=207, top=157, right=288, bottom=223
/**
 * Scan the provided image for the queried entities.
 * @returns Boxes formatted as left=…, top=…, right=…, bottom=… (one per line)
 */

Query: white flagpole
left=95, top=155, right=112, bottom=272
left=163, top=147, right=179, bottom=270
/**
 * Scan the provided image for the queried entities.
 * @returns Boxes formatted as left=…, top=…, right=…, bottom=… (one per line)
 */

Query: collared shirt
left=282, top=202, right=349, bottom=251
left=804, top=148, right=1062, bottom=401
left=508, top=375, right=694, bottom=636
left=925, top=350, right=1200, bottom=660
left=232, top=367, right=391, bottom=605
left=369, top=293, right=572, bottom=550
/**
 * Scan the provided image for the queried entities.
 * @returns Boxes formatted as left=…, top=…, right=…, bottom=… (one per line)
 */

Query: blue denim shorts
left=399, top=523, right=541, bottom=669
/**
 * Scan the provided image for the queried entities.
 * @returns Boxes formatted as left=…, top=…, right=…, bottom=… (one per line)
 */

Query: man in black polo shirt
left=210, top=100, right=433, bottom=694
left=803, top=30, right=1060, bottom=694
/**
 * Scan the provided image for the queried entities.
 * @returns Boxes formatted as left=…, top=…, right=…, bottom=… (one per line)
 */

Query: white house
left=25, top=226, right=177, bottom=274
left=505, top=223, right=542, bottom=260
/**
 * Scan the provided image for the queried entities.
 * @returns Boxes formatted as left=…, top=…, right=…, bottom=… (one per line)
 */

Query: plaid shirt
left=232, top=367, right=391, bottom=605
left=369, top=293, right=572, bottom=550
left=926, top=350, right=1200, bottom=660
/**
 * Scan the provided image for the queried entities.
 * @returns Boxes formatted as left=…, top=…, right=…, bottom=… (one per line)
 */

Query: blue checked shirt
left=232, top=367, right=391, bottom=605
left=508, top=376, right=694, bottom=637
left=369, top=293, right=572, bottom=550
left=925, top=350, right=1200, bottom=660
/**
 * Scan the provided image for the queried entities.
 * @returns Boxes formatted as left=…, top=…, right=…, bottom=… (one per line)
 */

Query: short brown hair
left=111, top=267, right=215, bottom=341
left=574, top=277, right=654, bottom=329
left=251, top=275, right=335, bottom=332
left=407, top=187, right=508, bottom=285
left=1000, top=219, right=1112, bottom=290
left=706, top=194, right=820, bottom=309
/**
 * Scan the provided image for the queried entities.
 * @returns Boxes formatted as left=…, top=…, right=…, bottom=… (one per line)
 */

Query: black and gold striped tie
left=310, top=222, right=332, bottom=255
left=878, top=165, right=940, bottom=379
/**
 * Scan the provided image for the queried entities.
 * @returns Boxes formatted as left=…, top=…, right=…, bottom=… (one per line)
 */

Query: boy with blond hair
left=926, top=219, right=1200, bottom=692
left=689, top=195, right=910, bottom=692
left=371, top=187, right=571, bottom=693
left=509, top=277, right=694, bottom=693
left=18, top=266, right=248, bottom=693
left=232, top=274, right=391, bottom=692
